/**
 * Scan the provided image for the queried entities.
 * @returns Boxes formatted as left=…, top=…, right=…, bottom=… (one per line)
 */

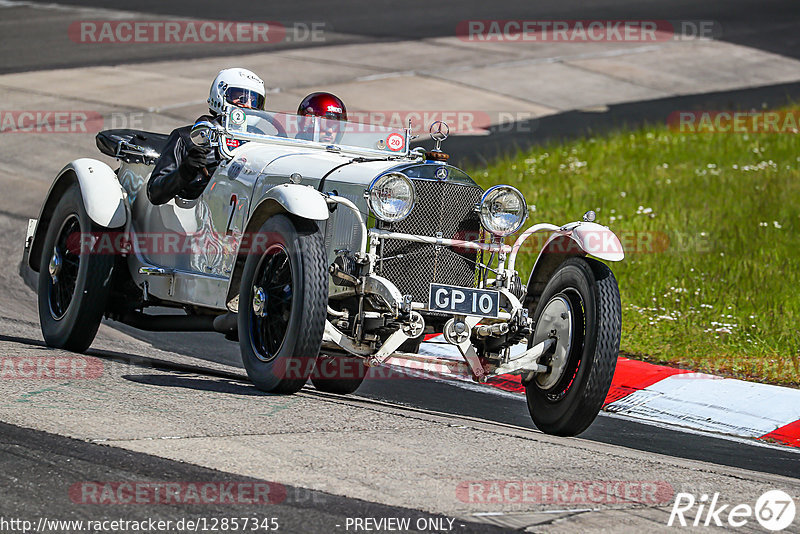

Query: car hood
left=237, top=143, right=477, bottom=187
left=262, top=151, right=402, bottom=186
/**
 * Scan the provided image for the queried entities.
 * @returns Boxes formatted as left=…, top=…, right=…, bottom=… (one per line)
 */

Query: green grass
left=469, top=108, right=800, bottom=386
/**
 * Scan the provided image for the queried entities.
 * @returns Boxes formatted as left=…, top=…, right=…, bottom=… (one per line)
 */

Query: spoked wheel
left=48, top=215, right=81, bottom=320
left=251, top=243, right=293, bottom=359
left=524, top=257, right=621, bottom=436
left=310, top=352, right=367, bottom=395
left=238, top=214, right=327, bottom=394
left=37, top=184, right=114, bottom=352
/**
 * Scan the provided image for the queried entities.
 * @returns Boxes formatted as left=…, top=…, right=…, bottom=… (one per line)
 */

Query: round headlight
left=368, top=172, right=415, bottom=222
left=479, top=185, right=528, bottom=236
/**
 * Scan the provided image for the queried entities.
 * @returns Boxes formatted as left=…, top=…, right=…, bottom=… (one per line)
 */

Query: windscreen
left=224, top=108, right=409, bottom=156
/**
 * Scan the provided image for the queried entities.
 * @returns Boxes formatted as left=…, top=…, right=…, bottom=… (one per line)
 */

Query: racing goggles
left=225, top=87, right=265, bottom=110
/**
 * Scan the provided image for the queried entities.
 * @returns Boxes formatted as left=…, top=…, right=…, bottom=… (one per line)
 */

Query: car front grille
left=377, top=179, right=483, bottom=302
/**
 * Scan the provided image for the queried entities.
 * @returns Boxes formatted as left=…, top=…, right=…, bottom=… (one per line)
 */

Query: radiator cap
left=425, top=150, right=450, bottom=162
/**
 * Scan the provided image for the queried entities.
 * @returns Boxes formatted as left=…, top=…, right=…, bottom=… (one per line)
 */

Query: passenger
left=295, top=92, right=347, bottom=144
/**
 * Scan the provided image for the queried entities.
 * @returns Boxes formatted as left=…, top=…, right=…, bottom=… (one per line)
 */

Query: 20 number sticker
left=386, top=133, right=405, bottom=152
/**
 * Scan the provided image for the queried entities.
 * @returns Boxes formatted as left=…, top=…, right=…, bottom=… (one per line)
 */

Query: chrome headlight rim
left=367, top=172, right=416, bottom=223
left=479, top=184, right=528, bottom=236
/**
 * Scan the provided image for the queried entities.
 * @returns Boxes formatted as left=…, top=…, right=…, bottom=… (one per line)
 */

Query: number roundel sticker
left=229, top=108, right=246, bottom=126
left=386, top=133, right=405, bottom=152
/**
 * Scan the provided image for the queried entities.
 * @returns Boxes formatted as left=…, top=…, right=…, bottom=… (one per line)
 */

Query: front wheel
left=525, top=257, right=621, bottom=436
left=238, top=214, right=327, bottom=394
left=37, top=184, right=114, bottom=352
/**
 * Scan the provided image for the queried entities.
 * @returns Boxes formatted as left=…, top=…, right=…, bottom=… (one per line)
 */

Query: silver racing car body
left=21, top=108, right=624, bottom=436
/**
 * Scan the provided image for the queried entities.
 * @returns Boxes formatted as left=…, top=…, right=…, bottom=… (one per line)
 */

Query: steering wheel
left=262, top=113, right=288, bottom=138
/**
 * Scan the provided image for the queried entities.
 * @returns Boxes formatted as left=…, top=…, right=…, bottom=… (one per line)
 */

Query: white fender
left=253, top=183, right=329, bottom=221
left=525, top=222, right=624, bottom=300
left=28, top=158, right=127, bottom=271
left=58, top=158, right=127, bottom=228
left=562, top=221, right=625, bottom=262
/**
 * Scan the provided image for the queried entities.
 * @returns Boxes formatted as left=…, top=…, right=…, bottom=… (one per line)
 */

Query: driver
left=147, top=68, right=267, bottom=205
left=295, top=92, right=347, bottom=144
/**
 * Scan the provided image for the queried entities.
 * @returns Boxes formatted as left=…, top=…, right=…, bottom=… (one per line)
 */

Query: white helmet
left=207, top=68, right=266, bottom=116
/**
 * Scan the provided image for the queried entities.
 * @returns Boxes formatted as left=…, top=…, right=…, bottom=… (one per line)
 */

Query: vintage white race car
left=20, top=108, right=624, bottom=436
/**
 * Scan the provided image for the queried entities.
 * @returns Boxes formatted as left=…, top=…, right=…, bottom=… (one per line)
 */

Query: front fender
left=251, top=183, right=330, bottom=222
left=558, top=221, right=625, bottom=262
left=524, top=222, right=623, bottom=308
left=28, top=158, right=126, bottom=271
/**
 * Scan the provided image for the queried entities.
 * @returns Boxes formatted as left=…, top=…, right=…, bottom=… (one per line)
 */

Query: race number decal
left=226, top=194, right=238, bottom=236
left=229, top=108, right=246, bottom=125
left=386, top=133, right=405, bottom=152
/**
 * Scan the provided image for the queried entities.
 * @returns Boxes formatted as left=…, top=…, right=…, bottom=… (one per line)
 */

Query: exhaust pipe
left=116, top=312, right=238, bottom=334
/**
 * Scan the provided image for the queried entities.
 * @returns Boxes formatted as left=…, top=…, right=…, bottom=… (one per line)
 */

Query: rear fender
left=28, top=158, right=126, bottom=271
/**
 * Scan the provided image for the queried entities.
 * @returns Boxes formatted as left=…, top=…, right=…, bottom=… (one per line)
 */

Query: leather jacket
left=147, top=115, right=220, bottom=205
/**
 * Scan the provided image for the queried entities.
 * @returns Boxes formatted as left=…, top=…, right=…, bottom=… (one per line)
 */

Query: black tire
left=37, top=184, right=114, bottom=352
left=238, top=214, right=327, bottom=394
left=524, top=257, right=621, bottom=436
left=310, top=352, right=367, bottom=394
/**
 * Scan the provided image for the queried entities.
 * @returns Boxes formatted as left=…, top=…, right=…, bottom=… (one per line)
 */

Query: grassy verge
left=470, top=108, right=800, bottom=387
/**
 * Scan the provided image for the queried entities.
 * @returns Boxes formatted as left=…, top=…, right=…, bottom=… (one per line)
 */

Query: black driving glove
left=178, top=144, right=215, bottom=182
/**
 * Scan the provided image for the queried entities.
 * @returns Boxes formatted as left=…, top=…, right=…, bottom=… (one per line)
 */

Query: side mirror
left=190, top=121, right=218, bottom=147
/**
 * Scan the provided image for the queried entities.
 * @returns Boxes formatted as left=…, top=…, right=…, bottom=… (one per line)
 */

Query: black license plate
left=428, top=284, right=500, bottom=318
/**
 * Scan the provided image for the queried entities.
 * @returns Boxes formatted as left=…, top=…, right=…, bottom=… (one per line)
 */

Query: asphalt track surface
left=113, top=321, right=800, bottom=480
left=0, top=420, right=507, bottom=533
left=3, top=0, right=800, bottom=73
left=4, top=0, right=800, bottom=166
left=2, top=0, right=800, bottom=530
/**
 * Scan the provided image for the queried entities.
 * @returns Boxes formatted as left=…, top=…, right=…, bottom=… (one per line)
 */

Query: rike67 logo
left=668, top=490, right=796, bottom=531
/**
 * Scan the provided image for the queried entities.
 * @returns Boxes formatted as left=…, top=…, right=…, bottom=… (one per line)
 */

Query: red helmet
left=297, top=92, right=347, bottom=121
left=297, top=92, right=347, bottom=143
